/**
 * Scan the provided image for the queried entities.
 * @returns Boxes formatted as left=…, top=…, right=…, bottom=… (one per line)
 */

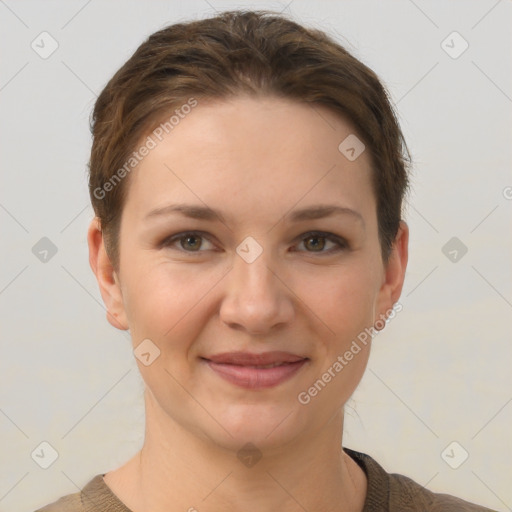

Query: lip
left=201, top=351, right=309, bottom=390
left=205, top=351, right=307, bottom=366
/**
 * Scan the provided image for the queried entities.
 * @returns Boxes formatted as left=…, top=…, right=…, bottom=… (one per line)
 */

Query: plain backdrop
left=0, top=1, right=511, bottom=511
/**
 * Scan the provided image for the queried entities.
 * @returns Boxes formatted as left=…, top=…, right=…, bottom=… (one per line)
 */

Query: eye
left=160, top=230, right=348, bottom=255
left=161, top=231, right=215, bottom=253
left=294, top=231, right=348, bottom=254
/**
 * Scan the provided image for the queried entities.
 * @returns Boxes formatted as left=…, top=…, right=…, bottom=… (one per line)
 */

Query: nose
left=219, top=246, right=294, bottom=335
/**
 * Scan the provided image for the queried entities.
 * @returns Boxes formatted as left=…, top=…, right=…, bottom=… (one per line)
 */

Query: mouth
left=200, top=351, right=309, bottom=389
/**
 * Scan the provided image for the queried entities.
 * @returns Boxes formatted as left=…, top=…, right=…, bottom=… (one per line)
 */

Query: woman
left=36, top=9, right=495, bottom=512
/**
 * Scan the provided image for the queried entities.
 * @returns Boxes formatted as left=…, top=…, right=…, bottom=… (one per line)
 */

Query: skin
left=88, top=95, right=408, bottom=512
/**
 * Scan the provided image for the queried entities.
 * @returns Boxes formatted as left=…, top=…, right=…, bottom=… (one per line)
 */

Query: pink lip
left=202, top=357, right=309, bottom=389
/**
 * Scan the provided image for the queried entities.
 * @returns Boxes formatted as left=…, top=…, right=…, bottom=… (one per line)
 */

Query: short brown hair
left=88, top=9, right=410, bottom=271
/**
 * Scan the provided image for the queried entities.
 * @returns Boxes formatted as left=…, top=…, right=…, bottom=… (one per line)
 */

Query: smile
left=202, top=358, right=309, bottom=389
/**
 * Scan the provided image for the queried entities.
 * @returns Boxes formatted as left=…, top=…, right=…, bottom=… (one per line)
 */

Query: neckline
left=85, top=448, right=388, bottom=512
left=344, top=448, right=389, bottom=512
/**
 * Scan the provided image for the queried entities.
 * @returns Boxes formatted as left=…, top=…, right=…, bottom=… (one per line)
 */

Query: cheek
left=295, top=266, right=376, bottom=410
left=122, top=261, right=223, bottom=347
left=300, top=262, right=378, bottom=343
left=123, top=265, right=212, bottom=392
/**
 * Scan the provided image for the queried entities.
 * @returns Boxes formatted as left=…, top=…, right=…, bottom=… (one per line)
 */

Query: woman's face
left=90, top=96, right=407, bottom=451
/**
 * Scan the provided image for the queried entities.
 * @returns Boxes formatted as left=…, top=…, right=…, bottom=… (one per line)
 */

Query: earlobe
left=87, top=217, right=129, bottom=331
left=374, top=220, right=409, bottom=330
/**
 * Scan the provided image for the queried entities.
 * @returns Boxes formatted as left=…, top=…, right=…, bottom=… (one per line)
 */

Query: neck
left=104, top=389, right=367, bottom=512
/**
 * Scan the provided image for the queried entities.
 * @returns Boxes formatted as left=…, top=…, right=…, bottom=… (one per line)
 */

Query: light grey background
left=1, top=1, right=511, bottom=511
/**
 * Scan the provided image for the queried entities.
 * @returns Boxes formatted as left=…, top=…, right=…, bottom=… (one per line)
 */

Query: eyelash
left=159, top=230, right=349, bottom=256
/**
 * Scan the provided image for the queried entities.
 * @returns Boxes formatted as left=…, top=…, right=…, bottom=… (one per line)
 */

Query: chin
left=208, top=403, right=304, bottom=449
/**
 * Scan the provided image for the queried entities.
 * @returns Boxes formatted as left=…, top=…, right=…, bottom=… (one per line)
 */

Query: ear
left=87, top=217, right=129, bottom=331
left=374, top=220, right=409, bottom=330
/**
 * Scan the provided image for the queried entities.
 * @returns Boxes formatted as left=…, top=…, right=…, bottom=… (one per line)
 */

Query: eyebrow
left=144, top=203, right=364, bottom=225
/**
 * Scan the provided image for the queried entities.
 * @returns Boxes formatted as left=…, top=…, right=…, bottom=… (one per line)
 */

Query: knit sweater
left=35, top=448, right=497, bottom=511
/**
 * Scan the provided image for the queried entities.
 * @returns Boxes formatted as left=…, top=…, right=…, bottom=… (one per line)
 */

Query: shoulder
left=388, top=471, right=497, bottom=511
left=344, top=448, right=497, bottom=512
left=34, top=490, right=82, bottom=512
left=33, top=474, right=108, bottom=512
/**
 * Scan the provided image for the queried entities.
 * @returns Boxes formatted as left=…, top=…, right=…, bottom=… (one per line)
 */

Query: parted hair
left=88, top=9, right=411, bottom=271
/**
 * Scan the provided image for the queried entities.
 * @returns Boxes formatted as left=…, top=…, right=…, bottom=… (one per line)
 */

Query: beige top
left=34, top=448, right=496, bottom=511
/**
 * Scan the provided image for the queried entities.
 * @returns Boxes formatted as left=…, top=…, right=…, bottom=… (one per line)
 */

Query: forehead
left=123, top=96, right=376, bottom=225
